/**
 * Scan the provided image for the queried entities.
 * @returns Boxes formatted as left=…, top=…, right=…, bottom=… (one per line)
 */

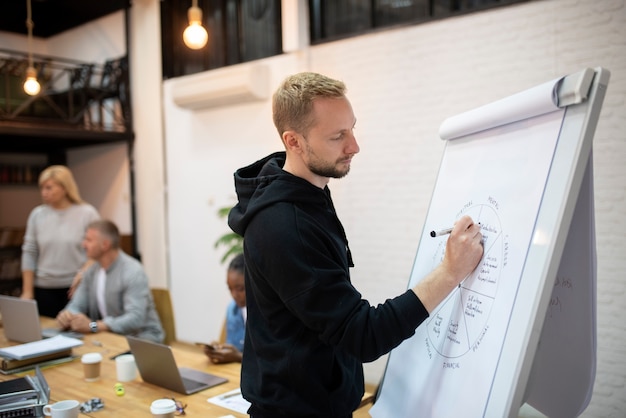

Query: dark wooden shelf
left=0, top=121, right=133, bottom=154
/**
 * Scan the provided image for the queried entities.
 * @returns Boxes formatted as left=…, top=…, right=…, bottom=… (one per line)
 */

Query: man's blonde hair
left=272, top=72, right=346, bottom=138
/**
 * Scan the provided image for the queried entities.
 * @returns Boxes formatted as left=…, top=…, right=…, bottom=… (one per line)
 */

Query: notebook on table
left=126, top=335, right=228, bottom=395
left=0, top=295, right=83, bottom=343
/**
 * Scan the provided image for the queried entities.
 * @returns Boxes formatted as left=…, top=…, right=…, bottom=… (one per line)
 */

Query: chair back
left=99, top=56, right=128, bottom=97
left=97, top=56, right=130, bottom=128
left=69, top=63, right=94, bottom=89
left=219, top=318, right=227, bottom=344
left=150, top=288, right=177, bottom=345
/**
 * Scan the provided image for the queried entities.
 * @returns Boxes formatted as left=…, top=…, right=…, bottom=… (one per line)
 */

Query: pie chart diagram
left=427, top=202, right=505, bottom=358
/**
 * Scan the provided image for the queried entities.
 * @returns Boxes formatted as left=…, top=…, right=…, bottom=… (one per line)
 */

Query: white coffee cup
left=150, top=398, right=177, bottom=418
left=115, top=353, right=137, bottom=382
left=42, top=399, right=80, bottom=418
left=81, top=352, right=103, bottom=381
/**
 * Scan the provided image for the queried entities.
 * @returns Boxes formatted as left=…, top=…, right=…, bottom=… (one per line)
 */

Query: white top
left=96, top=267, right=107, bottom=318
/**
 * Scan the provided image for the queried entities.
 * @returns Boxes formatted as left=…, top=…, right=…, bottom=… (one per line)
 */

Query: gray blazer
left=65, top=251, right=165, bottom=343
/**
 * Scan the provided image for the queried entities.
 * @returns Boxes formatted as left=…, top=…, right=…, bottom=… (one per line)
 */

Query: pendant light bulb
left=183, top=6, right=208, bottom=49
left=24, top=67, right=40, bottom=96
left=24, top=0, right=40, bottom=95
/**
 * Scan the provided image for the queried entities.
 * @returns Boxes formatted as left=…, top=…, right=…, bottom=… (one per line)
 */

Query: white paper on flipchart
left=0, top=335, right=83, bottom=360
left=439, top=77, right=562, bottom=141
left=371, top=87, right=567, bottom=416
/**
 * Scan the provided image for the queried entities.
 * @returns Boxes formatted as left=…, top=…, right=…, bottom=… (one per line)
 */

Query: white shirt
left=95, top=267, right=107, bottom=318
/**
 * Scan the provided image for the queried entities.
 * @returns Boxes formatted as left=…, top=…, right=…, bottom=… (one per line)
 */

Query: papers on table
left=207, top=388, right=250, bottom=414
left=0, top=335, right=83, bottom=360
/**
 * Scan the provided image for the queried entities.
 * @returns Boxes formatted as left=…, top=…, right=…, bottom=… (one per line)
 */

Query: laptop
left=127, top=335, right=228, bottom=395
left=0, top=295, right=83, bottom=343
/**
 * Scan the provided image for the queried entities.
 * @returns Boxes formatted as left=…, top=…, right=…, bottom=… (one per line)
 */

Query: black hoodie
left=229, top=152, right=428, bottom=417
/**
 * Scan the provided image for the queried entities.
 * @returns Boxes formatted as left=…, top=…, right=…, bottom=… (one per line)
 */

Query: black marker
left=430, top=227, right=453, bottom=237
left=430, top=222, right=481, bottom=237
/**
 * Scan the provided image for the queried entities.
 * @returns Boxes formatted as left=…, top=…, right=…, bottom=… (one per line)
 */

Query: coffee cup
left=42, top=399, right=80, bottom=418
left=81, top=352, right=103, bottom=381
left=150, top=398, right=177, bottom=418
left=115, top=353, right=137, bottom=382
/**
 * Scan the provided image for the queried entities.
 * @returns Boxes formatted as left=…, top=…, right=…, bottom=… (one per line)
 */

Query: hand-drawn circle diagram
left=428, top=199, right=507, bottom=358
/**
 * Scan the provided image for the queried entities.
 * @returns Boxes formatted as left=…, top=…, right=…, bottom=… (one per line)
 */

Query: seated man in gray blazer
left=57, top=219, right=164, bottom=343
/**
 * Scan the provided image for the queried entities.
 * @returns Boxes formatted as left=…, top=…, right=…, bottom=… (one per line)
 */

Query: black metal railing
left=0, top=49, right=131, bottom=133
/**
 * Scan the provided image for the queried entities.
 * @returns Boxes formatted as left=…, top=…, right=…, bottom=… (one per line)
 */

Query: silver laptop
left=126, top=335, right=228, bottom=395
left=0, top=295, right=83, bottom=343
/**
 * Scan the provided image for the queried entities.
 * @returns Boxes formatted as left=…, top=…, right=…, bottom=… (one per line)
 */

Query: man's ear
left=282, top=130, right=303, bottom=154
left=101, top=238, right=112, bottom=251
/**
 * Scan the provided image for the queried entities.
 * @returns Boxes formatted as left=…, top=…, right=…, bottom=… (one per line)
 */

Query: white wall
left=67, top=143, right=132, bottom=233
left=46, top=12, right=126, bottom=62
left=161, top=0, right=626, bottom=417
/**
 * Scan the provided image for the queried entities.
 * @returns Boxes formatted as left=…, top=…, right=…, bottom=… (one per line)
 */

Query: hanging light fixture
left=183, top=0, right=208, bottom=49
left=23, top=0, right=40, bottom=96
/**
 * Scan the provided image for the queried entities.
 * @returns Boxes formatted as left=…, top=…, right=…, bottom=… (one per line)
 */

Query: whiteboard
left=371, top=68, right=609, bottom=418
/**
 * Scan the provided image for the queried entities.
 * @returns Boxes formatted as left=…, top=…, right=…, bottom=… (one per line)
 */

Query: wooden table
left=1, top=318, right=373, bottom=417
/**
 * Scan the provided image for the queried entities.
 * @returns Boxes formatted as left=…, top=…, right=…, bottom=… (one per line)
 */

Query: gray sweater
left=21, top=203, right=100, bottom=288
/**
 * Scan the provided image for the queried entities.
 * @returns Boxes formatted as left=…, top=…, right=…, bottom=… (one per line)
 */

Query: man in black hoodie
left=228, top=72, right=483, bottom=418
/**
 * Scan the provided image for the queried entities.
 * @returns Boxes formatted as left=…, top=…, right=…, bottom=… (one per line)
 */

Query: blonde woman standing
left=21, top=165, right=99, bottom=317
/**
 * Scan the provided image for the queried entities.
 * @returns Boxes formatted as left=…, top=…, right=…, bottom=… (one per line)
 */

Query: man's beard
left=304, top=141, right=351, bottom=179
left=308, top=159, right=351, bottom=179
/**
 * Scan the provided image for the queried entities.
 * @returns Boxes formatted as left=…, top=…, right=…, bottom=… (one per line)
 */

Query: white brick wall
left=162, top=0, right=626, bottom=416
